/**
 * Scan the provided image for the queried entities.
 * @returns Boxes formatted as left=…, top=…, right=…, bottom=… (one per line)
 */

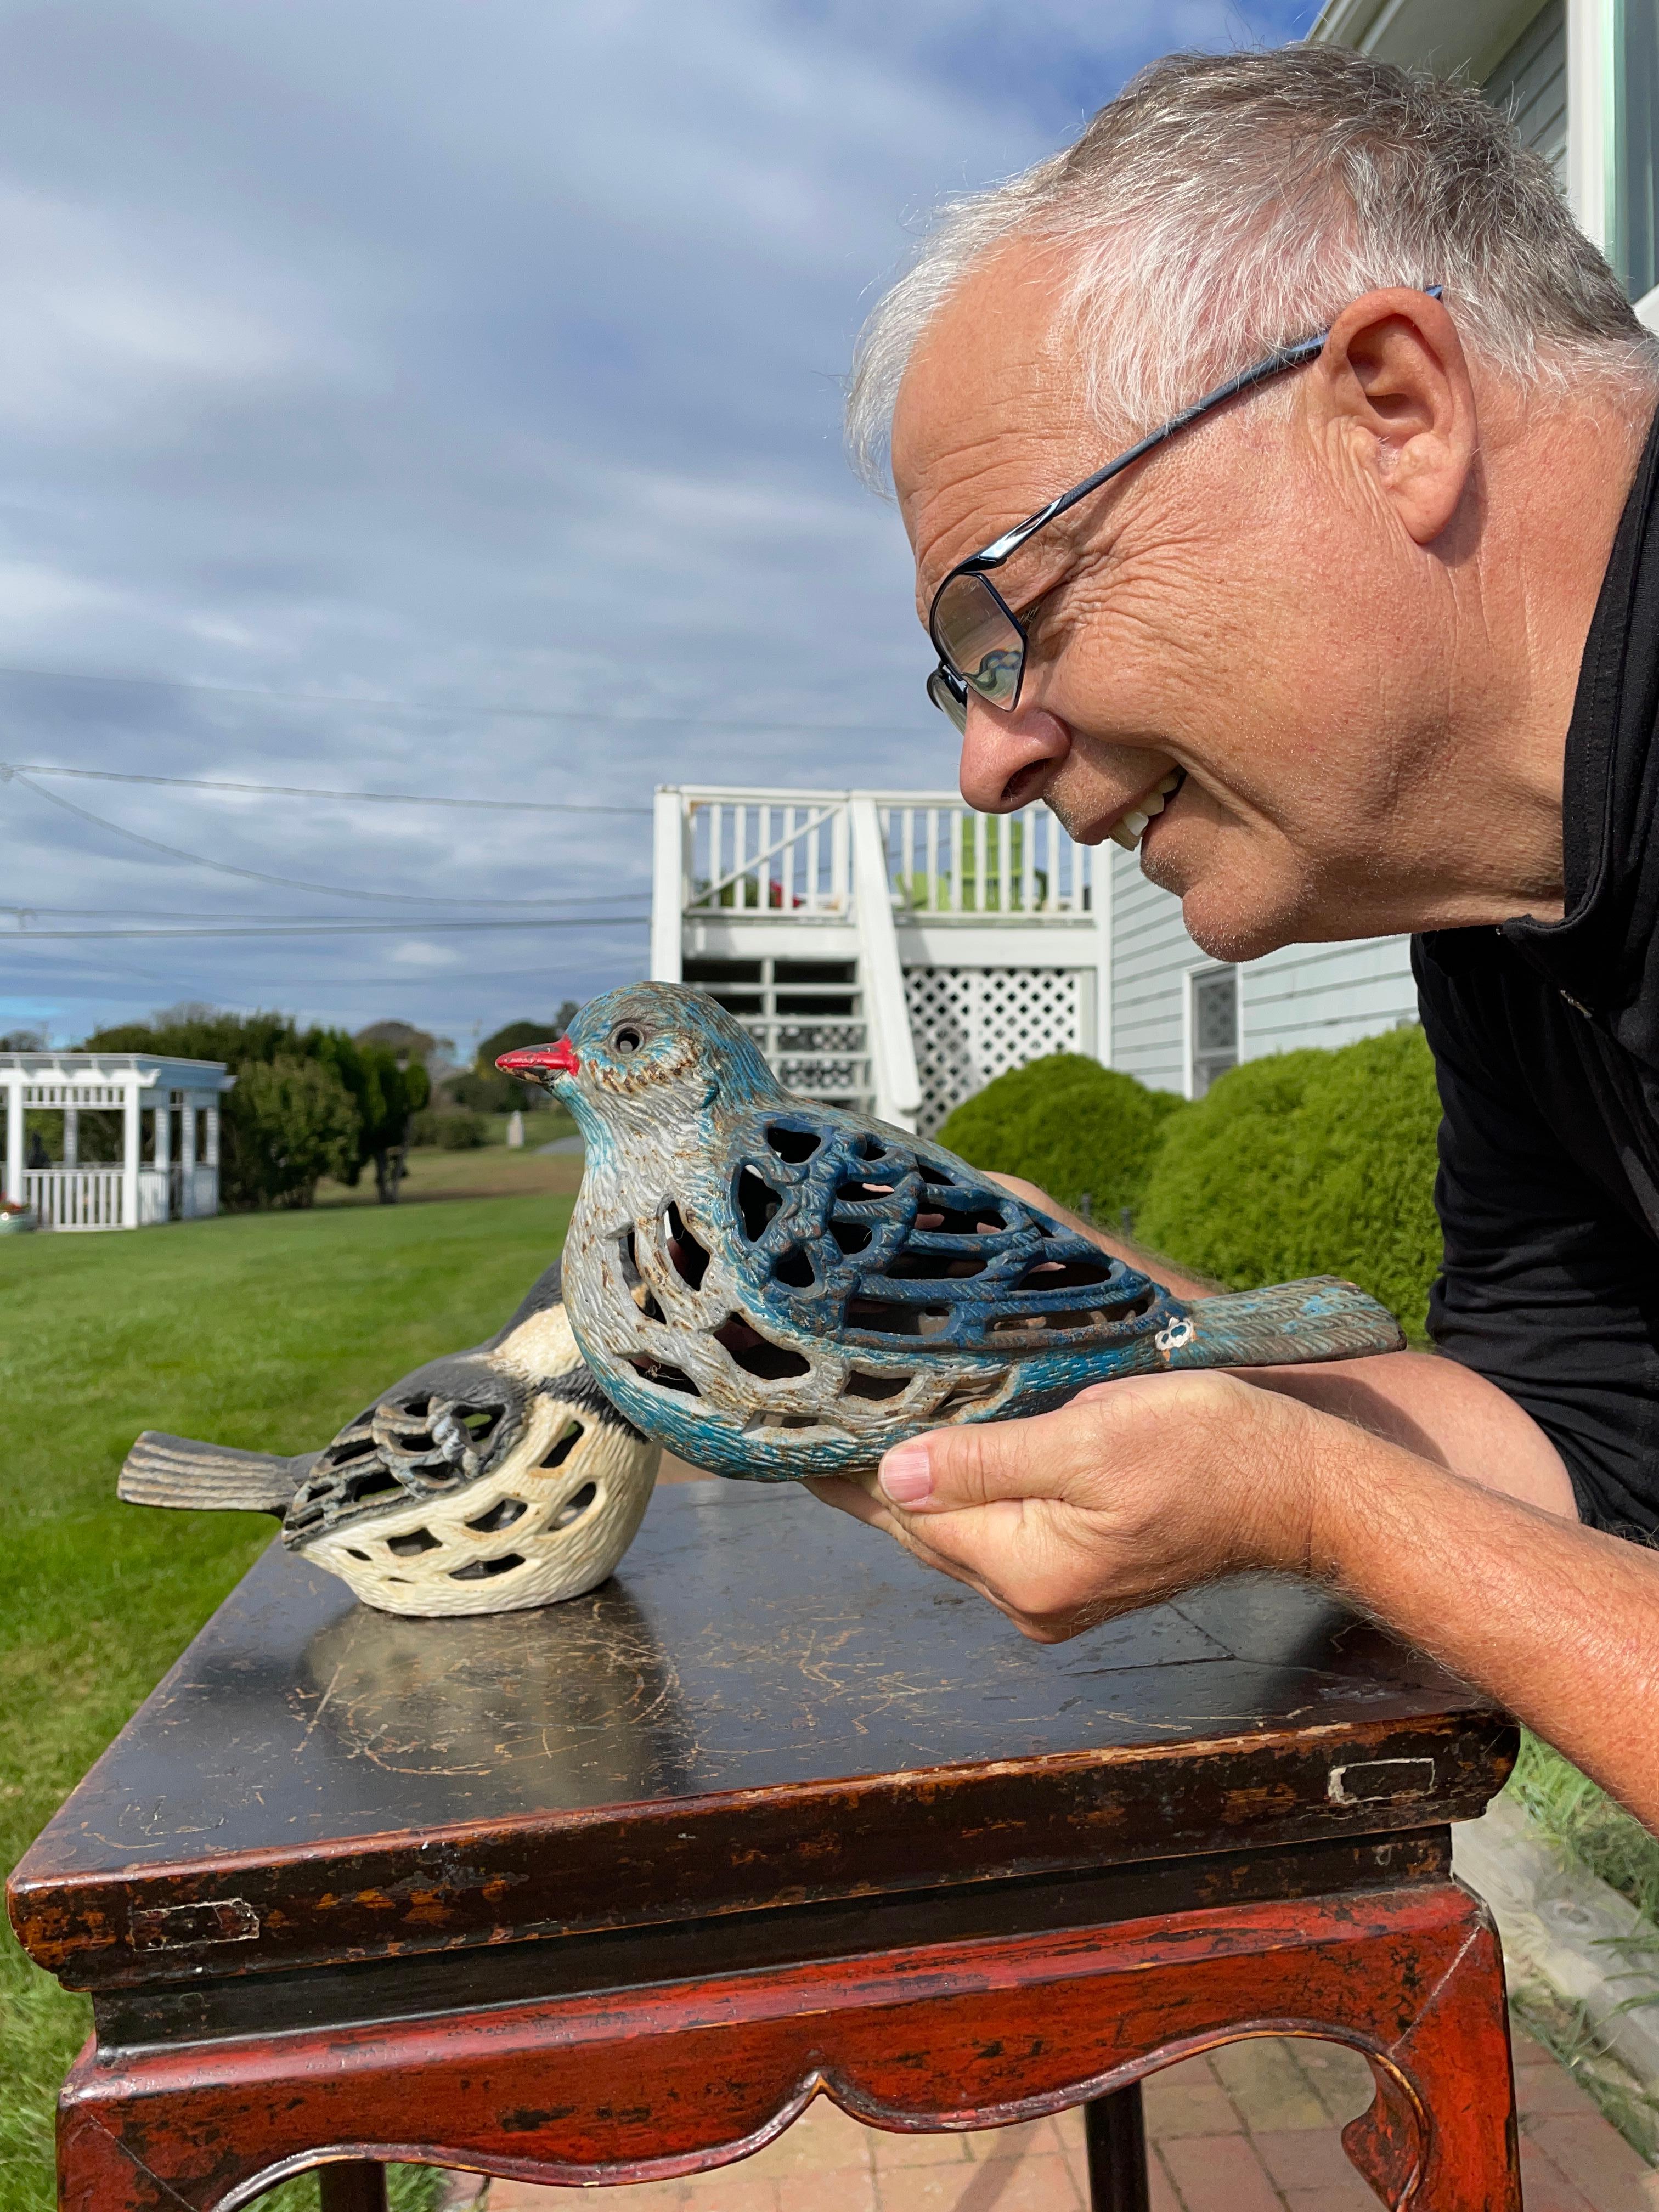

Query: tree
left=80, top=1008, right=368, bottom=1209
left=232, top=1057, right=360, bottom=1209
left=460, top=1007, right=580, bottom=1113
left=354, top=1019, right=442, bottom=1071
left=320, top=1034, right=431, bottom=1203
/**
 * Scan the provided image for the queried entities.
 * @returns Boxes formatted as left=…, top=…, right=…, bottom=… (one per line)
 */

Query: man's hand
left=987, top=1172, right=1577, bottom=1519
left=807, top=1372, right=1319, bottom=1642
left=809, top=1368, right=1659, bottom=1834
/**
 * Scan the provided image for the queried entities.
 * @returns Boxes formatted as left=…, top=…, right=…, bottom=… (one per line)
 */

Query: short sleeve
left=1414, top=935, right=1659, bottom=1541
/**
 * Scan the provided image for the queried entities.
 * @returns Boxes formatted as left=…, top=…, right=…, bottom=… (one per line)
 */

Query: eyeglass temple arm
left=966, top=287, right=1443, bottom=574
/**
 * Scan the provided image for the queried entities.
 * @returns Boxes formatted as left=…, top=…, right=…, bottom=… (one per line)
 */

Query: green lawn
left=0, top=1192, right=572, bottom=2212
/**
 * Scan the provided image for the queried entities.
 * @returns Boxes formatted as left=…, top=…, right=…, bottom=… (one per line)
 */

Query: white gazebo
left=1, top=1053, right=235, bottom=1231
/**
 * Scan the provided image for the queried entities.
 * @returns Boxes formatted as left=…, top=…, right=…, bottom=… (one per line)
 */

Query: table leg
left=1082, top=2085, right=1150, bottom=2212
left=318, top=2161, right=388, bottom=2212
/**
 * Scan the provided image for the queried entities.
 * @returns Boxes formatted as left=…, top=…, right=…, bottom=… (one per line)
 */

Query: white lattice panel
left=904, top=967, right=1083, bottom=1133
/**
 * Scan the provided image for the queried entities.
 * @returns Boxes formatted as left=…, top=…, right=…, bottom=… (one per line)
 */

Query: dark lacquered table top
left=12, top=1480, right=1512, bottom=1993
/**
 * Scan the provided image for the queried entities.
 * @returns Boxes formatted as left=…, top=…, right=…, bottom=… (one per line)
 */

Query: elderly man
left=816, top=46, right=1659, bottom=1830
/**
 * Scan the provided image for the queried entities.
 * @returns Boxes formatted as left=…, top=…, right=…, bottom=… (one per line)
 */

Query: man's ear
left=1306, top=289, right=1477, bottom=545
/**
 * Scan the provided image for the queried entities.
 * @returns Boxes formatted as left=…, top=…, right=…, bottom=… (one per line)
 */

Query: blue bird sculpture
left=499, top=982, right=1403, bottom=1482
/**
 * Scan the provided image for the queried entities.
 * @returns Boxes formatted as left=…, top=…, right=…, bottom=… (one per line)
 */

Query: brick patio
left=476, top=2027, right=1656, bottom=2212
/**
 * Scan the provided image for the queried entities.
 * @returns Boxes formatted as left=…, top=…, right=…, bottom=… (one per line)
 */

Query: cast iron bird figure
left=117, top=1260, right=659, bottom=1616
left=498, top=982, right=1403, bottom=1483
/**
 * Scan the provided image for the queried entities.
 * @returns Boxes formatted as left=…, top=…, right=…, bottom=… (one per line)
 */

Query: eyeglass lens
left=932, top=571, right=1023, bottom=706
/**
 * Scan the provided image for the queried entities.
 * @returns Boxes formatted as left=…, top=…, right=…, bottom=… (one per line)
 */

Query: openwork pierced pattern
left=580, top=1112, right=1181, bottom=1470
left=905, top=967, right=1084, bottom=1132
left=552, top=978, right=1408, bottom=1484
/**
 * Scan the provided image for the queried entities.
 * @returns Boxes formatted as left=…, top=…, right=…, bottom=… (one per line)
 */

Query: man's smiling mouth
left=1107, top=769, right=1184, bottom=852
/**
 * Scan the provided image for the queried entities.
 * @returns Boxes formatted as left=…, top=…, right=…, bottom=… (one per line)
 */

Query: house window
left=1618, top=0, right=1659, bottom=303
left=1189, top=967, right=1239, bottom=1098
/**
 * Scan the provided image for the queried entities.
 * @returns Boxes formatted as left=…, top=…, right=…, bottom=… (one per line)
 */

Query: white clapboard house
left=653, top=3, right=1657, bottom=1118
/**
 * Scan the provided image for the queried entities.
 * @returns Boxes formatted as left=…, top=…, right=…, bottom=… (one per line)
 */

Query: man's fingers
left=804, top=1475, right=1005, bottom=1601
left=884, top=1407, right=1053, bottom=1513
left=878, top=1373, right=1234, bottom=1514
left=877, top=1393, right=1118, bottom=1514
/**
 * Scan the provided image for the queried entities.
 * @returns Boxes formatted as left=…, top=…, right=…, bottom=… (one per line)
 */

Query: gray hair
left=847, top=45, right=1658, bottom=489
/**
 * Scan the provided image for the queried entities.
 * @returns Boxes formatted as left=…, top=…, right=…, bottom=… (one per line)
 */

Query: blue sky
left=0, top=0, right=1318, bottom=1053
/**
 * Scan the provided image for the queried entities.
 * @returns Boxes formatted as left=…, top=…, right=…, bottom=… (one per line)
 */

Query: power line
left=287, top=966, right=634, bottom=991
left=2, top=913, right=649, bottom=941
left=2, top=894, right=648, bottom=923
left=2, top=766, right=644, bottom=908
left=11, top=955, right=637, bottom=1001
left=6, top=761, right=653, bottom=815
left=0, top=663, right=928, bottom=735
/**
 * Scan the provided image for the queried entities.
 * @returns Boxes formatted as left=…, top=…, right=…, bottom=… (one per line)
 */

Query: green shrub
left=81, top=1008, right=428, bottom=1208
left=232, top=1057, right=360, bottom=1209
left=1137, top=1025, right=1443, bottom=1338
left=936, top=1053, right=1186, bottom=1223
left=411, top=1109, right=489, bottom=1151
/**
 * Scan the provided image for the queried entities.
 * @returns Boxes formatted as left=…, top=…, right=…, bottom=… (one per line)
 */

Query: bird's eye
left=612, top=1025, right=645, bottom=1056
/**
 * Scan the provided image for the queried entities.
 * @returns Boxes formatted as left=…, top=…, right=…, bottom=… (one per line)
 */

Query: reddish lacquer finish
left=56, top=1880, right=1516, bottom=2212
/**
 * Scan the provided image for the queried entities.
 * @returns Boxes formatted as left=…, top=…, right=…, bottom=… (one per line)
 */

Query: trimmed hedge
left=936, top=1052, right=1186, bottom=1223
left=1137, top=1025, right=1443, bottom=1340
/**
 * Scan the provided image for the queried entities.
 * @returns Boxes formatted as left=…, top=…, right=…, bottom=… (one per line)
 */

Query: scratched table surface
left=11, top=1480, right=1512, bottom=1997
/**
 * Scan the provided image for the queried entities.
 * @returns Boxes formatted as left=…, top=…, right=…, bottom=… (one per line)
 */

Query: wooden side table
left=10, top=1480, right=1521, bottom=2211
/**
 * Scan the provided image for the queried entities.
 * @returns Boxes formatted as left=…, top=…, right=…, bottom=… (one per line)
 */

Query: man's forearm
left=1245, top=1350, right=1579, bottom=1518
left=1303, top=1419, right=1659, bottom=1829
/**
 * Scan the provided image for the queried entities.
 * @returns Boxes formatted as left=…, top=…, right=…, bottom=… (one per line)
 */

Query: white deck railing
left=674, top=788, right=1095, bottom=921
left=880, top=797, right=1093, bottom=916
left=658, top=786, right=1104, bottom=1130
left=25, top=1167, right=127, bottom=1230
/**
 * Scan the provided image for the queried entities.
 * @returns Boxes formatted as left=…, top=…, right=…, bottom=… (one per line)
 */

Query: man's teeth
left=1108, top=771, right=1183, bottom=853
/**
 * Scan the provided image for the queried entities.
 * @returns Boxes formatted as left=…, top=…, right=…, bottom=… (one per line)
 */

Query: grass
left=0, top=1190, right=572, bottom=2212
left=1508, top=1730, right=1659, bottom=1926
left=316, top=1137, right=583, bottom=1207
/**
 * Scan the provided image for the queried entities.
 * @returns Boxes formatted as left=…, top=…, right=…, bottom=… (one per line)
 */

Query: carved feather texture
left=118, top=1433, right=311, bottom=1514
left=527, top=982, right=1406, bottom=1482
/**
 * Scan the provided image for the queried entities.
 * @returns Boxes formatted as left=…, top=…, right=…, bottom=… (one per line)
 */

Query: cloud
left=0, top=0, right=1312, bottom=1046
left=388, top=940, right=465, bottom=969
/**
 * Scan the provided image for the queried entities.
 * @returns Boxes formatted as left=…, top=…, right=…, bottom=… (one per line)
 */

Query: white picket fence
left=25, top=1167, right=127, bottom=1230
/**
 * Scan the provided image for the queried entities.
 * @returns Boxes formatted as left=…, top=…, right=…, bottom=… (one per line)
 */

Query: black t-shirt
left=1417, top=408, right=1659, bottom=1542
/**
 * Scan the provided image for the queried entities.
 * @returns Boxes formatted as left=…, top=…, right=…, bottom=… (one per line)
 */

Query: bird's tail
left=119, top=1432, right=315, bottom=1515
left=1166, top=1277, right=1404, bottom=1369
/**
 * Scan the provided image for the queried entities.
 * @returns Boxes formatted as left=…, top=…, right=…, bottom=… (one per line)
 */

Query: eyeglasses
left=925, top=290, right=1442, bottom=735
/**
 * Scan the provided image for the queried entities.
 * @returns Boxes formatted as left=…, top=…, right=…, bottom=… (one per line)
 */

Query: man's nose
left=958, top=698, right=1071, bottom=814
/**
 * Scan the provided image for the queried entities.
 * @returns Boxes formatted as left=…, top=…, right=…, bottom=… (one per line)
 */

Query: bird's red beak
left=498, top=1038, right=580, bottom=1081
